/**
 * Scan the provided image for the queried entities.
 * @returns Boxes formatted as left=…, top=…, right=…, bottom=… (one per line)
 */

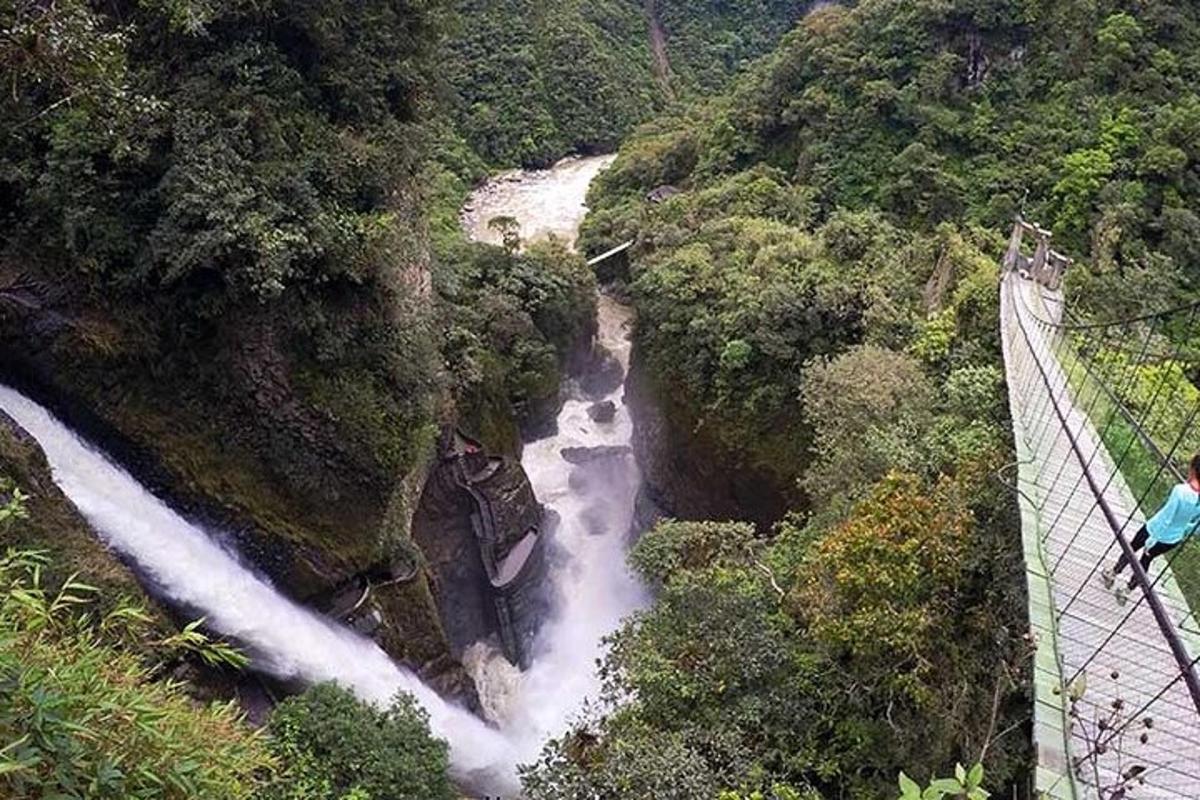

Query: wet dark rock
left=520, top=401, right=560, bottom=442
left=587, top=400, right=616, bottom=423
left=351, top=608, right=384, bottom=636
left=560, top=444, right=633, bottom=465
left=646, top=184, right=681, bottom=204
left=411, top=431, right=547, bottom=670
left=631, top=484, right=666, bottom=541
left=579, top=347, right=624, bottom=400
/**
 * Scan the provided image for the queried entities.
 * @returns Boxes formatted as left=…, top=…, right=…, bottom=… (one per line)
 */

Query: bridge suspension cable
left=1000, top=219, right=1200, bottom=799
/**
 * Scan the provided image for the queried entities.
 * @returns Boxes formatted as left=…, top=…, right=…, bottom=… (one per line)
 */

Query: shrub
left=265, top=683, right=454, bottom=800
left=0, top=508, right=271, bottom=799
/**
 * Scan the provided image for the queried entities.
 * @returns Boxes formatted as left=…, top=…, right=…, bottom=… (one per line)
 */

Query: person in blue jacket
left=1104, top=452, right=1200, bottom=592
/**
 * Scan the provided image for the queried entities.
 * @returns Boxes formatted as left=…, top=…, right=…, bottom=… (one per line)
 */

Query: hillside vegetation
left=0, top=0, right=599, bottom=674
left=439, top=0, right=807, bottom=168
left=523, top=0, right=1200, bottom=796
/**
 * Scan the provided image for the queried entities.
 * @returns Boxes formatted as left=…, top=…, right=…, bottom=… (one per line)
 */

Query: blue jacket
left=1147, top=482, right=1200, bottom=546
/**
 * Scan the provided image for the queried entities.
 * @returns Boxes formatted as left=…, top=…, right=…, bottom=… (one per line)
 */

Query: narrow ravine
left=462, top=155, right=650, bottom=759
left=646, top=0, right=675, bottom=99
left=0, top=152, right=645, bottom=797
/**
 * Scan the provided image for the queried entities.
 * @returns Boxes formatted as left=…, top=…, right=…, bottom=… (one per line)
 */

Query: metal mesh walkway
left=1001, top=269, right=1200, bottom=799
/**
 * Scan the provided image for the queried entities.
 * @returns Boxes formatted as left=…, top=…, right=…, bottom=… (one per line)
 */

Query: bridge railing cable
left=1008, top=279, right=1200, bottom=710
left=1000, top=240, right=1200, bottom=795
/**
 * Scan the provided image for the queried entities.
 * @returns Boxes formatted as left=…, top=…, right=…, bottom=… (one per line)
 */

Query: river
left=462, top=154, right=650, bottom=764
left=0, top=152, right=638, bottom=797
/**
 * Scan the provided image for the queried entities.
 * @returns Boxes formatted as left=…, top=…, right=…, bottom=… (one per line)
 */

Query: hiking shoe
left=1101, top=569, right=1115, bottom=589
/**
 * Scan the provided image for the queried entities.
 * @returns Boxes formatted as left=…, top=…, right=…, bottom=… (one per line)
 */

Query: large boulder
left=411, top=433, right=547, bottom=669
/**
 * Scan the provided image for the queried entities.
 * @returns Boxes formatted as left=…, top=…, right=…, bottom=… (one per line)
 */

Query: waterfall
left=0, top=152, right=647, bottom=796
left=0, top=384, right=520, bottom=793
left=497, top=294, right=648, bottom=756
left=461, top=154, right=650, bottom=764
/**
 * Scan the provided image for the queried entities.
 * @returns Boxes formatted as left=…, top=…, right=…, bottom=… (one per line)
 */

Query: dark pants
left=1114, top=524, right=1177, bottom=575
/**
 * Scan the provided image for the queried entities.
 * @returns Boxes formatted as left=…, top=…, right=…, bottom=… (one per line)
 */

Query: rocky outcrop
left=0, top=258, right=472, bottom=699
left=587, top=400, right=616, bottom=422
left=412, top=430, right=548, bottom=670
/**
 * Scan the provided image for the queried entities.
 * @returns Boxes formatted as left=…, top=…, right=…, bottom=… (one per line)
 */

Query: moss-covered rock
left=625, top=345, right=794, bottom=529
left=0, top=256, right=457, bottom=676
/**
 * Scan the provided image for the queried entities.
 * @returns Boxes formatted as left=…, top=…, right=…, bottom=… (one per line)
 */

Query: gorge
left=7, top=0, right=1200, bottom=797
left=460, top=155, right=650, bottom=748
left=0, top=153, right=645, bottom=796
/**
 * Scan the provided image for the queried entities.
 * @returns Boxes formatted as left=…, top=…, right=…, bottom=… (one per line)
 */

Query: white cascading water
left=463, top=154, right=649, bottom=760
left=0, top=383, right=521, bottom=792
left=486, top=294, right=648, bottom=757
left=0, top=153, right=645, bottom=795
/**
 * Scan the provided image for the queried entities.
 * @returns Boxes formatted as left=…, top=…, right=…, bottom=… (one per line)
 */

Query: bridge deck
left=1002, top=274, right=1200, bottom=798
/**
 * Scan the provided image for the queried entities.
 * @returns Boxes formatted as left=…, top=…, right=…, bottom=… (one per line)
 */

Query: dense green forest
left=438, top=0, right=805, bottom=167
left=536, top=0, right=1200, bottom=796
left=5, top=0, right=1200, bottom=797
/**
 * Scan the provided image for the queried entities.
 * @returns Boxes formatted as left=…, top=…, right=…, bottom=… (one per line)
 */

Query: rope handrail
left=1019, top=284, right=1200, bottom=333
left=1066, top=326, right=1190, bottom=485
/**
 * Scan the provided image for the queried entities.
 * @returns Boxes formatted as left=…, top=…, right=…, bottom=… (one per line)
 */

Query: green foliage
left=653, top=0, right=802, bottom=93
left=1089, top=346, right=1200, bottom=462
left=1053, top=148, right=1116, bottom=235
left=438, top=0, right=801, bottom=169
left=790, top=473, right=974, bottom=699
left=586, top=0, right=1200, bottom=315
left=1, top=0, right=459, bottom=575
left=522, top=723, right=723, bottom=800
left=719, top=786, right=818, bottom=800
left=910, top=309, right=960, bottom=365
left=3, top=0, right=444, bottom=309
left=264, top=683, right=454, bottom=800
left=532, top=4, right=1073, bottom=794
left=0, top=531, right=272, bottom=799
left=442, top=0, right=660, bottom=167
left=525, top=459, right=1029, bottom=798
left=801, top=346, right=935, bottom=513
left=625, top=202, right=897, bottom=493
left=437, top=236, right=596, bottom=445
left=629, top=519, right=758, bottom=584
left=0, top=476, right=460, bottom=799
left=897, top=762, right=989, bottom=800
left=0, top=478, right=28, bottom=529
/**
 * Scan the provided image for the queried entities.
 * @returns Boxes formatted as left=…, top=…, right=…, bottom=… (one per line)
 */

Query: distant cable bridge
left=1000, top=219, right=1200, bottom=798
left=585, top=239, right=634, bottom=266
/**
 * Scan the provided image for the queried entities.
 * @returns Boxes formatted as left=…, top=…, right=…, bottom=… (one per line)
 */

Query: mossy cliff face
left=0, top=257, right=465, bottom=688
left=624, top=343, right=794, bottom=529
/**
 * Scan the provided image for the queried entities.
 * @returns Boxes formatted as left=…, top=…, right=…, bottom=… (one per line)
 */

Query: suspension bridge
left=1000, top=220, right=1200, bottom=798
